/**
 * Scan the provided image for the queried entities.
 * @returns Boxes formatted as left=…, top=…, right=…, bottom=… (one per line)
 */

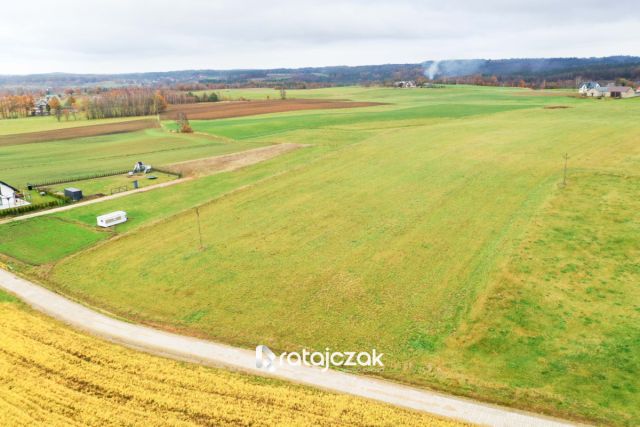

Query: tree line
left=84, top=89, right=168, bottom=119
left=0, top=95, right=35, bottom=119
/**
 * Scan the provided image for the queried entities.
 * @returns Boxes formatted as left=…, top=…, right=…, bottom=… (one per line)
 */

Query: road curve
left=0, top=268, right=580, bottom=427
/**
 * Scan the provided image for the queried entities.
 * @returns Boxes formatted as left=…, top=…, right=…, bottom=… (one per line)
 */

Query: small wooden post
left=562, top=153, right=569, bottom=187
left=195, top=207, right=204, bottom=250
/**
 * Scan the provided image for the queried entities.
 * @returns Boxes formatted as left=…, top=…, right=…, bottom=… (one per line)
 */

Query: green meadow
left=1, top=86, right=639, bottom=425
left=0, top=128, right=263, bottom=187
left=0, top=217, right=107, bottom=264
left=47, top=171, right=177, bottom=196
left=0, top=115, right=146, bottom=136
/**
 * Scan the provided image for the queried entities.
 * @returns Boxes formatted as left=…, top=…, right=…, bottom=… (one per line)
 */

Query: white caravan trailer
left=97, top=211, right=127, bottom=227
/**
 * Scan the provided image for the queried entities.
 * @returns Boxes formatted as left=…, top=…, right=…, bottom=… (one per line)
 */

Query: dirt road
left=0, top=268, right=580, bottom=427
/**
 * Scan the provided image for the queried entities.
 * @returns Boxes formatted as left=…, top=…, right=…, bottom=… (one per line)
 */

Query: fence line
left=28, top=167, right=181, bottom=189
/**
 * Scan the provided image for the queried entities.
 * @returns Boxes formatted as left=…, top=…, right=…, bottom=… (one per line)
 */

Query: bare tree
left=176, top=112, right=193, bottom=133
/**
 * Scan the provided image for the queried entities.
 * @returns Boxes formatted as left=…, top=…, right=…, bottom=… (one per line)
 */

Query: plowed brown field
left=161, top=99, right=385, bottom=120
left=0, top=118, right=159, bottom=147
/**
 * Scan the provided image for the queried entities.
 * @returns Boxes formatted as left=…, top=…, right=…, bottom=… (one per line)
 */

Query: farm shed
left=64, top=187, right=83, bottom=201
left=0, top=181, right=29, bottom=210
left=97, top=211, right=127, bottom=228
left=607, top=86, right=636, bottom=98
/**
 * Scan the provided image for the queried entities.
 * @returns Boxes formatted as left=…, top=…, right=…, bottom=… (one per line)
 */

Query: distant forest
left=1, top=56, right=639, bottom=90
left=426, top=57, right=640, bottom=88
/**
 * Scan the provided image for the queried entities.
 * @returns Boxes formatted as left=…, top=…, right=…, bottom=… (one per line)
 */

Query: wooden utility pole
left=195, top=207, right=204, bottom=250
left=562, top=153, right=569, bottom=187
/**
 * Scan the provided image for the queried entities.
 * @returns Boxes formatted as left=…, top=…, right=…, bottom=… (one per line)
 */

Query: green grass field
left=48, top=171, right=177, bottom=196
left=0, top=115, right=148, bottom=135
left=0, top=217, right=107, bottom=264
left=0, top=128, right=263, bottom=188
left=1, top=86, right=638, bottom=425
left=194, top=88, right=285, bottom=100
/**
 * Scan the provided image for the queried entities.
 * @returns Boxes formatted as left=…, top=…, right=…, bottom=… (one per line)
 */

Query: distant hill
left=424, top=56, right=640, bottom=84
left=0, top=65, right=423, bottom=89
left=1, top=56, right=638, bottom=89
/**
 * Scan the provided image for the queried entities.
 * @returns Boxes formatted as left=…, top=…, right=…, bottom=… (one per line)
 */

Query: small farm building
left=97, top=211, right=127, bottom=228
left=607, top=86, right=636, bottom=98
left=0, top=181, right=29, bottom=210
left=64, top=187, right=83, bottom=201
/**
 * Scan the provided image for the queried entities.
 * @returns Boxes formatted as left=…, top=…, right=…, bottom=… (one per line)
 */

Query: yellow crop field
left=0, top=298, right=463, bottom=426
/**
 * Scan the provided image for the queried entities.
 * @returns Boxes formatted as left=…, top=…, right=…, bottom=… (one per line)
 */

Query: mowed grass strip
left=0, top=293, right=461, bottom=426
left=0, top=128, right=262, bottom=186
left=184, top=102, right=532, bottom=141
left=0, top=217, right=106, bottom=265
left=437, top=172, right=640, bottom=425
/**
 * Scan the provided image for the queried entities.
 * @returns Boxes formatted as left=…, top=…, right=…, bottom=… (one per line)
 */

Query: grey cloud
left=0, top=0, right=638, bottom=74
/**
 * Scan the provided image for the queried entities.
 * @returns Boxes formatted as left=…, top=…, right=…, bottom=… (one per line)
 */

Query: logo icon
left=255, top=345, right=276, bottom=372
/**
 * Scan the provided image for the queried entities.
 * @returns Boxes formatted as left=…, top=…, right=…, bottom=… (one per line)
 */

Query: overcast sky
left=1, top=0, right=639, bottom=75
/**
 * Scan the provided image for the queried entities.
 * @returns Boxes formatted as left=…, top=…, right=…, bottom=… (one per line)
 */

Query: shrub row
left=0, top=199, right=66, bottom=217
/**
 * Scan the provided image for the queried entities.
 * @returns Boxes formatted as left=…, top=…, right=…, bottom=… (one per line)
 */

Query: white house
left=0, top=181, right=29, bottom=210
left=580, top=81, right=610, bottom=97
left=579, top=81, right=601, bottom=95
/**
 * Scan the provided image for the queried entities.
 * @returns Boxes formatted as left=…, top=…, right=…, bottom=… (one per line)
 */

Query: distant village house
left=579, top=82, right=637, bottom=98
left=31, top=94, right=61, bottom=116
left=394, top=80, right=416, bottom=88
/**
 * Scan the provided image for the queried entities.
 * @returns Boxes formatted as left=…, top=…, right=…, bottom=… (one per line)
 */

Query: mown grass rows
left=0, top=128, right=262, bottom=186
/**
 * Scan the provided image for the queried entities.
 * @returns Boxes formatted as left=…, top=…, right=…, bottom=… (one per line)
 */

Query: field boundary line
left=0, top=267, right=583, bottom=427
